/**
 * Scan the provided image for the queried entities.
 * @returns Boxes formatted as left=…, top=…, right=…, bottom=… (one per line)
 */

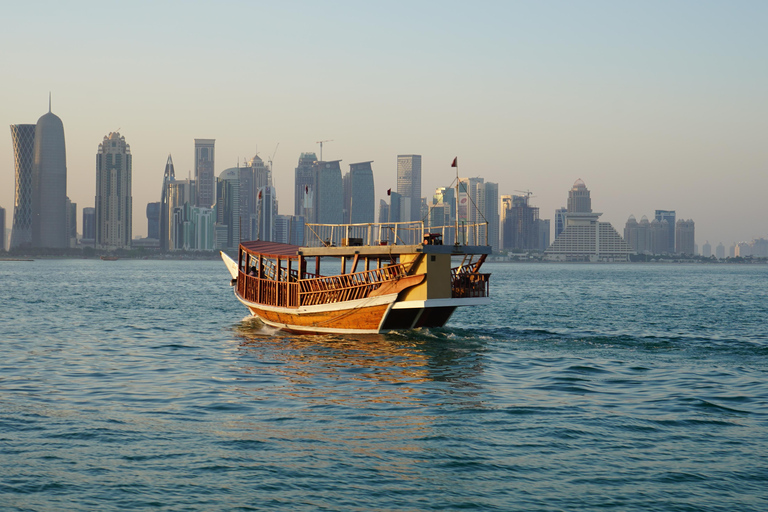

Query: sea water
left=1, top=260, right=767, bottom=511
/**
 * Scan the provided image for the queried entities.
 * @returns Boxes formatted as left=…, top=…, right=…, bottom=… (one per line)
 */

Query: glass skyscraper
left=9, top=124, right=36, bottom=249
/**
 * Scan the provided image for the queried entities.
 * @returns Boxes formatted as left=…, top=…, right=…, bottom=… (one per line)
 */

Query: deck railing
left=299, top=263, right=409, bottom=306
left=304, top=221, right=489, bottom=247
left=239, top=263, right=411, bottom=308
left=451, top=266, right=490, bottom=298
left=238, top=272, right=299, bottom=308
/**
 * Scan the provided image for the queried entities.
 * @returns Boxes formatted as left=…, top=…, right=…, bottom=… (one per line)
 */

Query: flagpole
left=453, top=157, right=460, bottom=246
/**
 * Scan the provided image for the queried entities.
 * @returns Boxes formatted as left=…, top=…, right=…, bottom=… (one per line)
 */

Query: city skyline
left=1, top=2, right=766, bottom=247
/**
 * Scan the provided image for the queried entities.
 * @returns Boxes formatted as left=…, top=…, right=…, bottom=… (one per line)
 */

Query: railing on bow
left=451, top=266, right=490, bottom=298
left=303, top=220, right=490, bottom=247
left=238, top=272, right=299, bottom=308
left=299, top=263, right=409, bottom=306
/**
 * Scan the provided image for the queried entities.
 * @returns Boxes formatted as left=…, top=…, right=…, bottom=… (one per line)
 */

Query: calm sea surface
left=1, top=260, right=767, bottom=511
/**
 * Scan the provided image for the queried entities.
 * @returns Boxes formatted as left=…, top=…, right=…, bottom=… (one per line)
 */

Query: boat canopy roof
left=241, top=240, right=301, bottom=259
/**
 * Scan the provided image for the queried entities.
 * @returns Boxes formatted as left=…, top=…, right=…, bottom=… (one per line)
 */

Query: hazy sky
left=2, top=1, right=766, bottom=246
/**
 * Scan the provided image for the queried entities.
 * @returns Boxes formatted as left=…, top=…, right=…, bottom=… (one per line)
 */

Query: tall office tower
left=31, top=105, right=68, bottom=248
left=159, top=155, right=176, bottom=250
left=655, top=210, right=676, bottom=253
left=146, top=202, right=161, bottom=239
left=10, top=124, right=36, bottom=249
left=294, top=152, right=317, bottom=220
left=240, top=154, right=272, bottom=224
left=567, top=179, right=591, bottom=213
left=502, top=194, right=540, bottom=251
left=536, top=219, right=551, bottom=252
left=254, top=185, right=277, bottom=242
left=500, top=195, right=512, bottom=249
left=0, top=206, right=5, bottom=251
left=214, top=168, right=240, bottom=250
left=480, top=182, right=499, bottom=251
left=378, top=199, right=390, bottom=224
left=716, top=242, right=725, bottom=259
left=95, top=132, right=132, bottom=250
left=457, top=177, right=484, bottom=223
left=675, top=219, right=695, bottom=255
left=167, top=178, right=195, bottom=250
left=66, top=197, right=76, bottom=247
left=650, top=219, right=670, bottom=254
left=314, top=160, right=343, bottom=225
left=195, top=139, right=215, bottom=208
left=82, top=207, right=95, bottom=242
left=432, top=187, right=456, bottom=226
left=344, top=161, right=375, bottom=224
left=397, top=154, right=422, bottom=221
left=554, top=207, right=567, bottom=240
left=274, top=215, right=305, bottom=246
left=702, top=241, right=712, bottom=258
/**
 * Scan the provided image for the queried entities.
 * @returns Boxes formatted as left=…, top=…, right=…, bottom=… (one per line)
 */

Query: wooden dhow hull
left=233, top=288, right=490, bottom=334
left=222, top=225, right=492, bottom=335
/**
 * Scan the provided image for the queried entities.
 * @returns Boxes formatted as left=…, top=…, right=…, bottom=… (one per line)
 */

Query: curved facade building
left=10, top=124, right=36, bottom=249
left=31, top=110, right=68, bottom=248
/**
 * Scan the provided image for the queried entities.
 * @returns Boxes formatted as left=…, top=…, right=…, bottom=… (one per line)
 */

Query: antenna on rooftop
left=316, top=139, right=333, bottom=161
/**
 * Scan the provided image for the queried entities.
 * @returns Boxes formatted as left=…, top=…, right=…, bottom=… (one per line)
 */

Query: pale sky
left=2, top=1, right=766, bottom=247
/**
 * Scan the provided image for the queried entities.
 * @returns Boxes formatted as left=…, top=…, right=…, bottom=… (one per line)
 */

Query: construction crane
left=515, top=190, right=536, bottom=206
left=316, top=139, right=333, bottom=161
left=268, top=142, right=279, bottom=171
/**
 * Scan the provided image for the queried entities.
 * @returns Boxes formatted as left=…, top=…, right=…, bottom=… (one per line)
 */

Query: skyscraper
left=160, top=155, right=176, bottom=251
left=147, top=202, right=160, bottom=240
left=675, top=219, right=695, bottom=255
left=95, top=132, right=132, bottom=250
left=716, top=242, right=725, bottom=259
left=82, top=207, right=95, bottom=243
left=9, top=124, right=36, bottom=249
left=294, top=152, right=317, bottom=221
left=397, top=155, right=421, bottom=221
left=567, top=179, right=591, bottom=213
left=655, top=210, right=676, bottom=253
left=314, top=160, right=343, bottom=225
left=0, top=206, right=5, bottom=251
left=480, top=182, right=499, bottom=251
left=545, top=179, right=632, bottom=262
left=502, top=194, right=539, bottom=252
left=195, top=139, right=215, bottom=208
left=255, top=185, right=277, bottom=242
left=66, top=197, right=76, bottom=247
left=554, top=207, right=567, bottom=239
left=344, top=161, right=375, bottom=224
left=31, top=104, right=68, bottom=248
left=214, top=168, right=240, bottom=250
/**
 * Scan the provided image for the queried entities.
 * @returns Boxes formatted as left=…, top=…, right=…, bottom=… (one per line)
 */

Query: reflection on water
left=230, top=317, right=486, bottom=404
left=220, top=318, right=489, bottom=480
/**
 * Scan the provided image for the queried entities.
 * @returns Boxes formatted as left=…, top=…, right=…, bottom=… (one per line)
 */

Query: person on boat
left=248, top=266, right=258, bottom=277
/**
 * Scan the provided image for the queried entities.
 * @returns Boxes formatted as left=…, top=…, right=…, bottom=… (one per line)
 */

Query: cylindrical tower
left=31, top=110, right=68, bottom=248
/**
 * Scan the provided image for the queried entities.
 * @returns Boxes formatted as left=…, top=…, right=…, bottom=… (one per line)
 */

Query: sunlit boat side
left=221, top=220, right=491, bottom=334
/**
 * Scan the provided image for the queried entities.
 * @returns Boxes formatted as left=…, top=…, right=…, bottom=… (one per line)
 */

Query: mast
left=452, top=157, right=460, bottom=245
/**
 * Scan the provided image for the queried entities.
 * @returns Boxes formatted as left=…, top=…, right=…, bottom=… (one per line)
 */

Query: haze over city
left=2, top=1, right=766, bottom=246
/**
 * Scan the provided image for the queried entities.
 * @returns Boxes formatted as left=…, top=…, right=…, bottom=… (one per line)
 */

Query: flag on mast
left=451, top=157, right=458, bottom=168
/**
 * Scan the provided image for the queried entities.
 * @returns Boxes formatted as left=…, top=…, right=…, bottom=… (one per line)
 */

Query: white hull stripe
left=391, top=297, right=491, bottom=309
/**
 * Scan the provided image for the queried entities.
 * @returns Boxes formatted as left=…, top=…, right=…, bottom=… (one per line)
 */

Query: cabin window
left=431, top=255, right=436, bottom=262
